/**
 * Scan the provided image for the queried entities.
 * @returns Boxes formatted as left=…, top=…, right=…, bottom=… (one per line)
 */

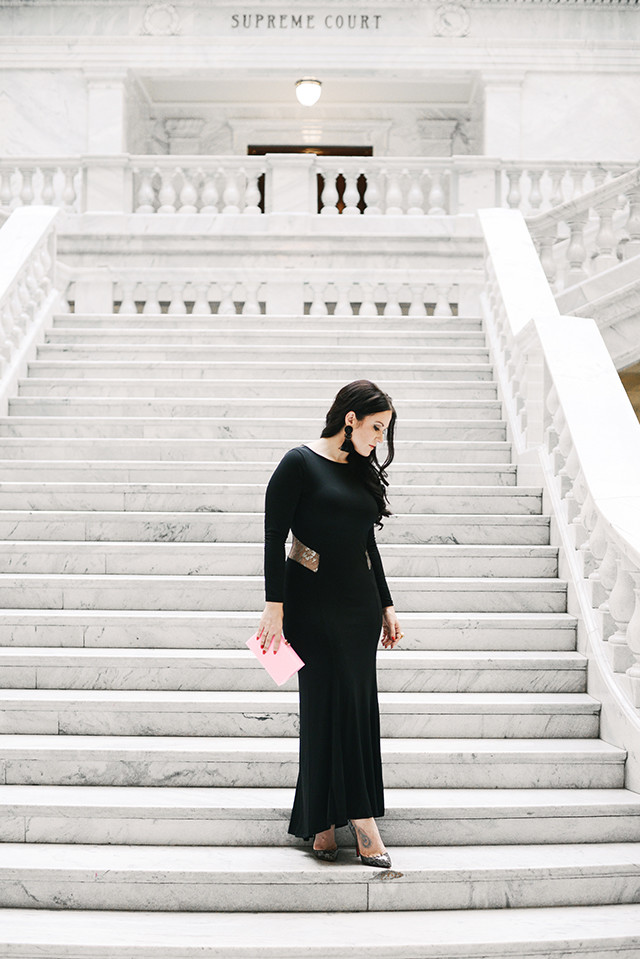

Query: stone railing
left=0, top=160, right=83, bottom=213
left=0, top=206, right=61, bottom=414
left=0, top=155, right=631, bottom=217
left=526, top=164, right=640, bottom=293
left=480, top=207, right=640, bottom=786
left=63, top=267, right=473, bottom=317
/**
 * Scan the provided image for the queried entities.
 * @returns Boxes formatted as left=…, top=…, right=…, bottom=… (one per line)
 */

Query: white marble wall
left=0, top=70, right=87, bottom=156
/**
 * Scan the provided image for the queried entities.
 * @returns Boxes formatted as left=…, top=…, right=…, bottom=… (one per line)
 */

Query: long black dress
left=264, top=444, right=393, bottom=840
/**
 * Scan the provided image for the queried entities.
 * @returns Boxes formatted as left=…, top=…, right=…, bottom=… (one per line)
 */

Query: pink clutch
left=246, top=632, right=305, bottom=686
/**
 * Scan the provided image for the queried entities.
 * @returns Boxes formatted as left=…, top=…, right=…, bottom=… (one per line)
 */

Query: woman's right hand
left=257, top=601, right=285, bottom=652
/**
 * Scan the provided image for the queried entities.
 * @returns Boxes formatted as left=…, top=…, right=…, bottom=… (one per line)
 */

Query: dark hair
left=320, top=379, right=396, bottom=525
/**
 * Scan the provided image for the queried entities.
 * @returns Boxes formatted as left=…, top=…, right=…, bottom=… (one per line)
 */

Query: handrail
left=0, top=154, right=633, bottom=217
left=525, top=164, right=640, bottom=293
left=480, top=207, right=640, bottom=788
left=0, top=206, right=61, bottom=415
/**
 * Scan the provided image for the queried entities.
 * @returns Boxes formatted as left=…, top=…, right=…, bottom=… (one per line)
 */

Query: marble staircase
left=1, top=311, right=640, bottom=956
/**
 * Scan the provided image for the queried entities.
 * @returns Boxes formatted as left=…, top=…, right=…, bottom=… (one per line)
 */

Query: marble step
left=0, top=648, right=585, bottom=692
left=0, top=543, right=557, bottom=578
left=3, top=842, right=640, bottom=912
left=4, top=785, right=638, bottom=847
left=0, top=736, right=625, bottom=788
left=0, top=417, right=507, bottom=442
left=36, top=343, right=491, bottom=364
left=0, top=610, right=577, bottom=651
left=18, top=377, right=499, bottom=400
left=53, top=312, right=484, bottom=330
left=0, top=484, right=538, bottom=515
left=8, top=397, right=504, bottom=422
left=0, top=460, right=519, bottom=487
left=46, top=328, right=487, bottom=348
left=0, top=573, right=567, bottom=613
left=0, top=512, right=550, bottom=545
left=0, top=690, right=598, bottom=739
left=27, top=360, right=495, bottom=382
left=2, top=905, right=640, bottom=958
left=0, top=438, right=513, bottom=463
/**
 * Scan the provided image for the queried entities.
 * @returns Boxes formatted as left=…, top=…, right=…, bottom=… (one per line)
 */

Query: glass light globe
left=295, top=79, right=322, bottom=107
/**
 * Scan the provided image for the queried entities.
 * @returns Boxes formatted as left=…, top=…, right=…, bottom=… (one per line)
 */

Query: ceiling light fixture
left=295, top=78, right=322, bottom=107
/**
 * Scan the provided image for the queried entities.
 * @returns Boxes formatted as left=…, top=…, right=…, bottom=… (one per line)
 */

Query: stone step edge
left=0, top=647, right=586, bottom=666
left=0, top=691, right=600, bottom=711
left=0, top=736, right=623, bottom=758
left=0, top=904, right=639, bottom=958
left=0, top=609, right=576, bottom=622
left=0, top=784, right=636, bottom=816
left=3, top=840, right=640, bottom=877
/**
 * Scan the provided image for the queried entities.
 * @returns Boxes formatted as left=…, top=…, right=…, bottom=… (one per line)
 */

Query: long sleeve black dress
left=264, top=444, right=393, bottom=840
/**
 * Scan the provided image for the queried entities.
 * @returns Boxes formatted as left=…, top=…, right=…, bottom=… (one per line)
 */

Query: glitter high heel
left=348, top=819, right=392, bottom=869
left=312, top=836, right=338, bottom=862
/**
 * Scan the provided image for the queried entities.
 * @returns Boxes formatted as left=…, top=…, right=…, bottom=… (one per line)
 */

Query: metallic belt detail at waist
left=365, top=549, right=372, bottom=570
left=289, top=534, right=320, bottom=572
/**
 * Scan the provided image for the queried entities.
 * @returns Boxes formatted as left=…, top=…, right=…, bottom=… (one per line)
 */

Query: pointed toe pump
left=348, top=820, right=392, bottom=869
left=312, top=838, right=339, bottom=862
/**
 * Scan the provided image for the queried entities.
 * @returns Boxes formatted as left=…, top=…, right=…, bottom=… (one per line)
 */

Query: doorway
left=248, top=144, right=373, bottom=213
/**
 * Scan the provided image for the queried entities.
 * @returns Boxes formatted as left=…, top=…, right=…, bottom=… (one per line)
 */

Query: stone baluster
left=191, top=283, right=211, bottom=315
left=222, top=172, right=241, bottom=214
left=434, top=285, right=453, bottom=317
left=560, top=446, right=582, bottom=522
left=0, top=304, right=13, bottom=371
left=406, top=170, right=425, bottom=216
left=168, top=283, right=188, bottom=315
left=606, top=554, right=636, bottom=672
left=535, top=230, right=558, bottom=287
left=20, top=168, right=35, bottom=207
left=157, top=169, right=177, bottom=215
left=363, top=173, right=381, bottom=216
left=408, top=285, right=428, bottom=316
left=565, top=212, right=589, bottom=285
left=41, top=168, right=56, bottom=206
left=134, top=168, right=156, bottom=214
left=384, top=172, right=404, bottom=215
left=243, top=168, right=262, bottom=215
left=320, top=171, right=339, bottom=215
left=624, top=566, right=640, bottom=705
left=0, top=169, right=13, bottom=209
left=342, top=168, right=361, bottom=216
left=177, top=170, right=198, bottom=215
left=62, top=168, right=78, bottom=213
left=333, top=281, right=353, bottom=316
left=309, top=283, right=329, bottom=316
left=200, top=170, right=220, bottom=215
left=141, top=283, right=162, bottom=315
left=242, top=281, right=262, bottom=316
left=218, top=284, right=237, bottom=315
left=383, top=285, right=402, bottom=317
left=119, top=282, right=137, bottom=315
left=427, top=172, right=446, bottom=215
left=358, top=282, right=378, bottom=317
left=505, top=169, right=522, bottom=210
left=593, top=199, right=620, bottom=272
left=528, top=170, right=544, bottom=212
left=623, top=188, right=640, bottom=259
left=549, top=170, right=565, bottom=208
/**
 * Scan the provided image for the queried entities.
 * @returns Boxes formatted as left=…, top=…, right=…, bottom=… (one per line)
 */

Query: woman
left=257, top=380, right=403, bottom=868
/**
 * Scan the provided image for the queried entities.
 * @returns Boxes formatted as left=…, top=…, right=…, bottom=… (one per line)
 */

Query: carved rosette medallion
left=434, top=3, right=470, bottom=37
left=142, top=2, right=180, bottom=36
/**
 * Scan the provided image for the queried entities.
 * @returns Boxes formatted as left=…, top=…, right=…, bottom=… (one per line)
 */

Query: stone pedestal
left=265, top=154, right=317, bottom=215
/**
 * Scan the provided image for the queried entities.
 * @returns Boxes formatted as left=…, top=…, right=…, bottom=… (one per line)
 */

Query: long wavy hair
left=320, top=379, right=396, bottom=525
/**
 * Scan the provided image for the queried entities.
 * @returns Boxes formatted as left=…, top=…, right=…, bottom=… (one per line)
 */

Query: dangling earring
left=340, top=424, right=354, bottom=453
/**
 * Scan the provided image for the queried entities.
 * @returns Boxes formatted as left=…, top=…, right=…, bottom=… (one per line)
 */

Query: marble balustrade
left=526, top=164, right=640, bottom=293
left=0, top=206, right=60, bottom=414
left=480, top=208, right=640, bottom=766
left=65, top=270, right=463, bottom=317
left=0, top=161, right=83, bottom=214
left=1, top=155, right=633, bottom=217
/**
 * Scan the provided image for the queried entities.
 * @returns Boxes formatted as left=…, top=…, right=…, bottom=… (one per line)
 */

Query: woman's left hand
left=381, top=606, right=403, bottom=649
